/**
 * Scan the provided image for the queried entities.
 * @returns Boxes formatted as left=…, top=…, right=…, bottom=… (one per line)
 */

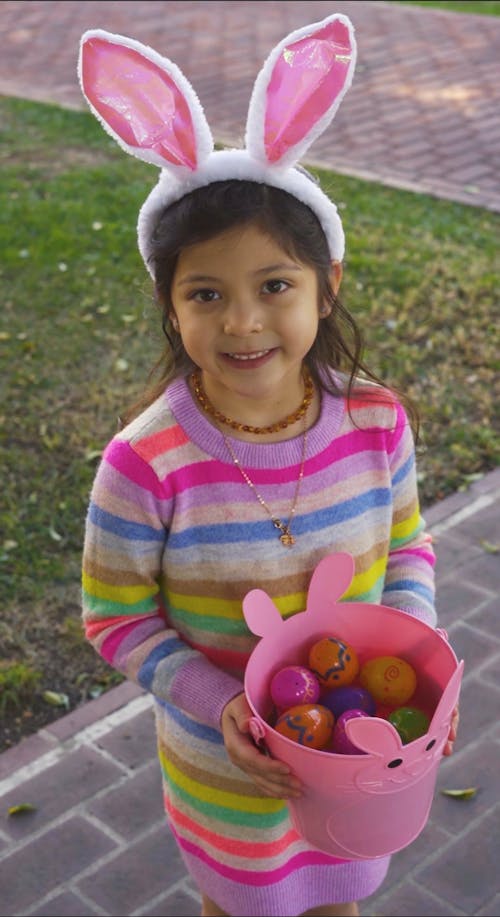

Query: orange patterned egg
left=360, top=656, right=417, bottom=706
left=308, top=636, right=359, bottom=688
left=274, top=704, right=334, bottom=749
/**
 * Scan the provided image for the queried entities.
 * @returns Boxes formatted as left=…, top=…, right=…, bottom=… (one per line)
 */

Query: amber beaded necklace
left=191, top=368, right=312, bottom=545
left=191, top=368, right=314, bottom=435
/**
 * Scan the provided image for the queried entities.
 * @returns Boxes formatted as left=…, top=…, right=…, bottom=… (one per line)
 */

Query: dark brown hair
left=121, top=180, right=418, bottom=436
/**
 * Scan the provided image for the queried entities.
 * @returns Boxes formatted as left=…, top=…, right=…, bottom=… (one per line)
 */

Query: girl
left=79, top=15, right=456, bottom=917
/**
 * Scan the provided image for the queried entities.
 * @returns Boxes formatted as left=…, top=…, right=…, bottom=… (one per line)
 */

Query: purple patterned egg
left=330, top=708, right=369, bottom=755
left=270, top=665, right=321, bottom=711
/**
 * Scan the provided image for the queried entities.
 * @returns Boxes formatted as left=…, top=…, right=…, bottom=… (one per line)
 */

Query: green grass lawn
left=1, top=93, right=499, bottom=598
left=392, top=1, right=500, bottom=14
left=0, top=93, right=498, bottom=746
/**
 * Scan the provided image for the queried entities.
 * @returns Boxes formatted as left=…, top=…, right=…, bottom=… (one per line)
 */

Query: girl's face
left=170, top=222, right=341, bottom=423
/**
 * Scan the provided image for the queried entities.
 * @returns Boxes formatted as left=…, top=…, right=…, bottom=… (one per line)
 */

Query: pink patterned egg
left=270, top=665, right=321, bottom=711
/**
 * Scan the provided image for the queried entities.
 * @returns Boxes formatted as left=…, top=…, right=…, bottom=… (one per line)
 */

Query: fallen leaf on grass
left=441, top=787, right=478, bottom=799
left=48, top=526, right=63, bottom=542
left=42, top=690, right=70, bottom=709
left=84, top=449, right=103, bottom=463
left=480, top=540, right=499, bottom=554
left=8, top=803, right=37, bottom=816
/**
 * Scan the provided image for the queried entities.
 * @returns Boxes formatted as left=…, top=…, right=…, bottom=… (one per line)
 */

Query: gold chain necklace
left=222, top=417, right=308, bottom=547
left=191, top=368, right=314, bottom=434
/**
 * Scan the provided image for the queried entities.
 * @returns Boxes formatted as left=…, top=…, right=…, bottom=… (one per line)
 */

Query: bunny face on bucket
left=343, top=662, right=463, bottom=794
left=244, top=552, right=463, bottom=797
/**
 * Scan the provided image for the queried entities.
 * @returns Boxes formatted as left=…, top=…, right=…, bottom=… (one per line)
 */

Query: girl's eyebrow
left=177, top=263, right=302, bottom=286
left=177, top=273, right=221, bottom=286
left=254, top=262, right=302, bottom=276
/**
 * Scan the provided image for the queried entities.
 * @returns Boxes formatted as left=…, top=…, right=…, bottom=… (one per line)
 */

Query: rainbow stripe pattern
left=82, top=376, right=435, bottom=914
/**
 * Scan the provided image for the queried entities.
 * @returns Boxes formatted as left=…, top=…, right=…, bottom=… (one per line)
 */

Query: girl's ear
left=319, top=260, right=342, bottom=316
left=330, top=259, right=343, bottom=295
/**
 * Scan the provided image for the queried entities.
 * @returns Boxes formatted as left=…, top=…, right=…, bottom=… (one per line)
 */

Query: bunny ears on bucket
left=78, top=13, right=357, bottom=276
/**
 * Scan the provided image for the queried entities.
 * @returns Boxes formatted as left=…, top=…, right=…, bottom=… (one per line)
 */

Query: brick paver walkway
left=1, top=470, right=499, bottom=917
left=1, top=0, right=499, bottom=212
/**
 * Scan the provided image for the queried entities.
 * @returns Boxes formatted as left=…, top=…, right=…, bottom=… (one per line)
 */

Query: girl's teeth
left=229, top=350, right=268, bottom=360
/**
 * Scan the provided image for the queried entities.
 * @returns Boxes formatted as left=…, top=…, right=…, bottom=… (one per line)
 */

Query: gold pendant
left=280, top=532, right=295, bottom=546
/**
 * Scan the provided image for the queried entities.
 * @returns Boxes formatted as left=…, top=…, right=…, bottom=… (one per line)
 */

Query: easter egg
left=389, top=706, right=430, bottom=744
left=330, top=709, right=368, bottom=755
left=360, top=656, right=417, bottom=706
left=375, top=703, right=394, bottom=721
left=308, top=636, right=359, bottom=688
left=274, top=704, right=334, bottom=749
left=270, top=665, right=321, bottom=711
left=321, top=684, right=376, bottom=719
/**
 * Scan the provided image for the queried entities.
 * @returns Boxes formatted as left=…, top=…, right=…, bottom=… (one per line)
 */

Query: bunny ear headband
left=78, top=13, right=356, bottom=277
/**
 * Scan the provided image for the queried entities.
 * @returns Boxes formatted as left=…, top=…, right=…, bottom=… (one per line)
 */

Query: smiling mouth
left=226, top=349, right=271, bottom=361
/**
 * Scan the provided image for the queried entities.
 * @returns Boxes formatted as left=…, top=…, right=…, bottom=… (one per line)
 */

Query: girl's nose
left=223, top=300, right=263, bottom=335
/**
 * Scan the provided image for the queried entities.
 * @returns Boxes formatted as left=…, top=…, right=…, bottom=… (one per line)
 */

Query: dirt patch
left=0, top=585, right=124, bottom=753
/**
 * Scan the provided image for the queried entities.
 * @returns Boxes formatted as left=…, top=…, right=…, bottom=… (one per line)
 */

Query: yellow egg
left=360, top=656, right=417, bottom=706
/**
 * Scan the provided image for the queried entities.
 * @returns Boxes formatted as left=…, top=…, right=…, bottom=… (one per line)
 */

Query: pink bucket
left=243, top=552, right=464, bottom=860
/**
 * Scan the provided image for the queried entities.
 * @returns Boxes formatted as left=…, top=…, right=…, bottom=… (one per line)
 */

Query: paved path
left=0, top=2, right=499, bottom=915
left=0, top=0, right=499, bottom=212
left=0, top=470, right=499, bottom=917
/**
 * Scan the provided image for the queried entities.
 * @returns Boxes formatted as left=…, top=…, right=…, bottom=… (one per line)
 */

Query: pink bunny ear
left=246, top=13, right=356, bottom=169
left=345, top=715, right=404, bottom=757
left=243, top=589, right=284, bottom=639
left=306, top=552, right=355, bottom=610
left=78, top=30, right=213, bottom=171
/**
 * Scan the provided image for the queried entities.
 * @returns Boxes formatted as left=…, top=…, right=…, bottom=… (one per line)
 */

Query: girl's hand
left=443, top=705, right=459, bottom=756
left=221, top=693, right=302, bottom=799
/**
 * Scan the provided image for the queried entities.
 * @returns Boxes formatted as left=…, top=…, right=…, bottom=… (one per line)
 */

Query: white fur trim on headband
left=78, top=15, right=356, bottom=274
left=137, top=149, right=345, bottom=273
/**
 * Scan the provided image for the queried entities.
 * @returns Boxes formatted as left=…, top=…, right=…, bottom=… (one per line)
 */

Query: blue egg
left=321, top=684, right=376, bottom=719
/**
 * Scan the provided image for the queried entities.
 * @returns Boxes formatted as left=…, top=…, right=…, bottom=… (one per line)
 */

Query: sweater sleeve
left=81, top=437, right=244, bottom=729
left=380, top=403, right=436, bottom=626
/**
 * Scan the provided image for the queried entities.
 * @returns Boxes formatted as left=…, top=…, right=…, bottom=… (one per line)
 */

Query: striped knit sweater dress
left=81, top=375, right=436, bottom=916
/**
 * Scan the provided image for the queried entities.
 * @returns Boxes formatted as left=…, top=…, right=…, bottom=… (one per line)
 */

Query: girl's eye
left=191, top=289, right=220, bottom=303
left=263, top=279, right=289, bottom=295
